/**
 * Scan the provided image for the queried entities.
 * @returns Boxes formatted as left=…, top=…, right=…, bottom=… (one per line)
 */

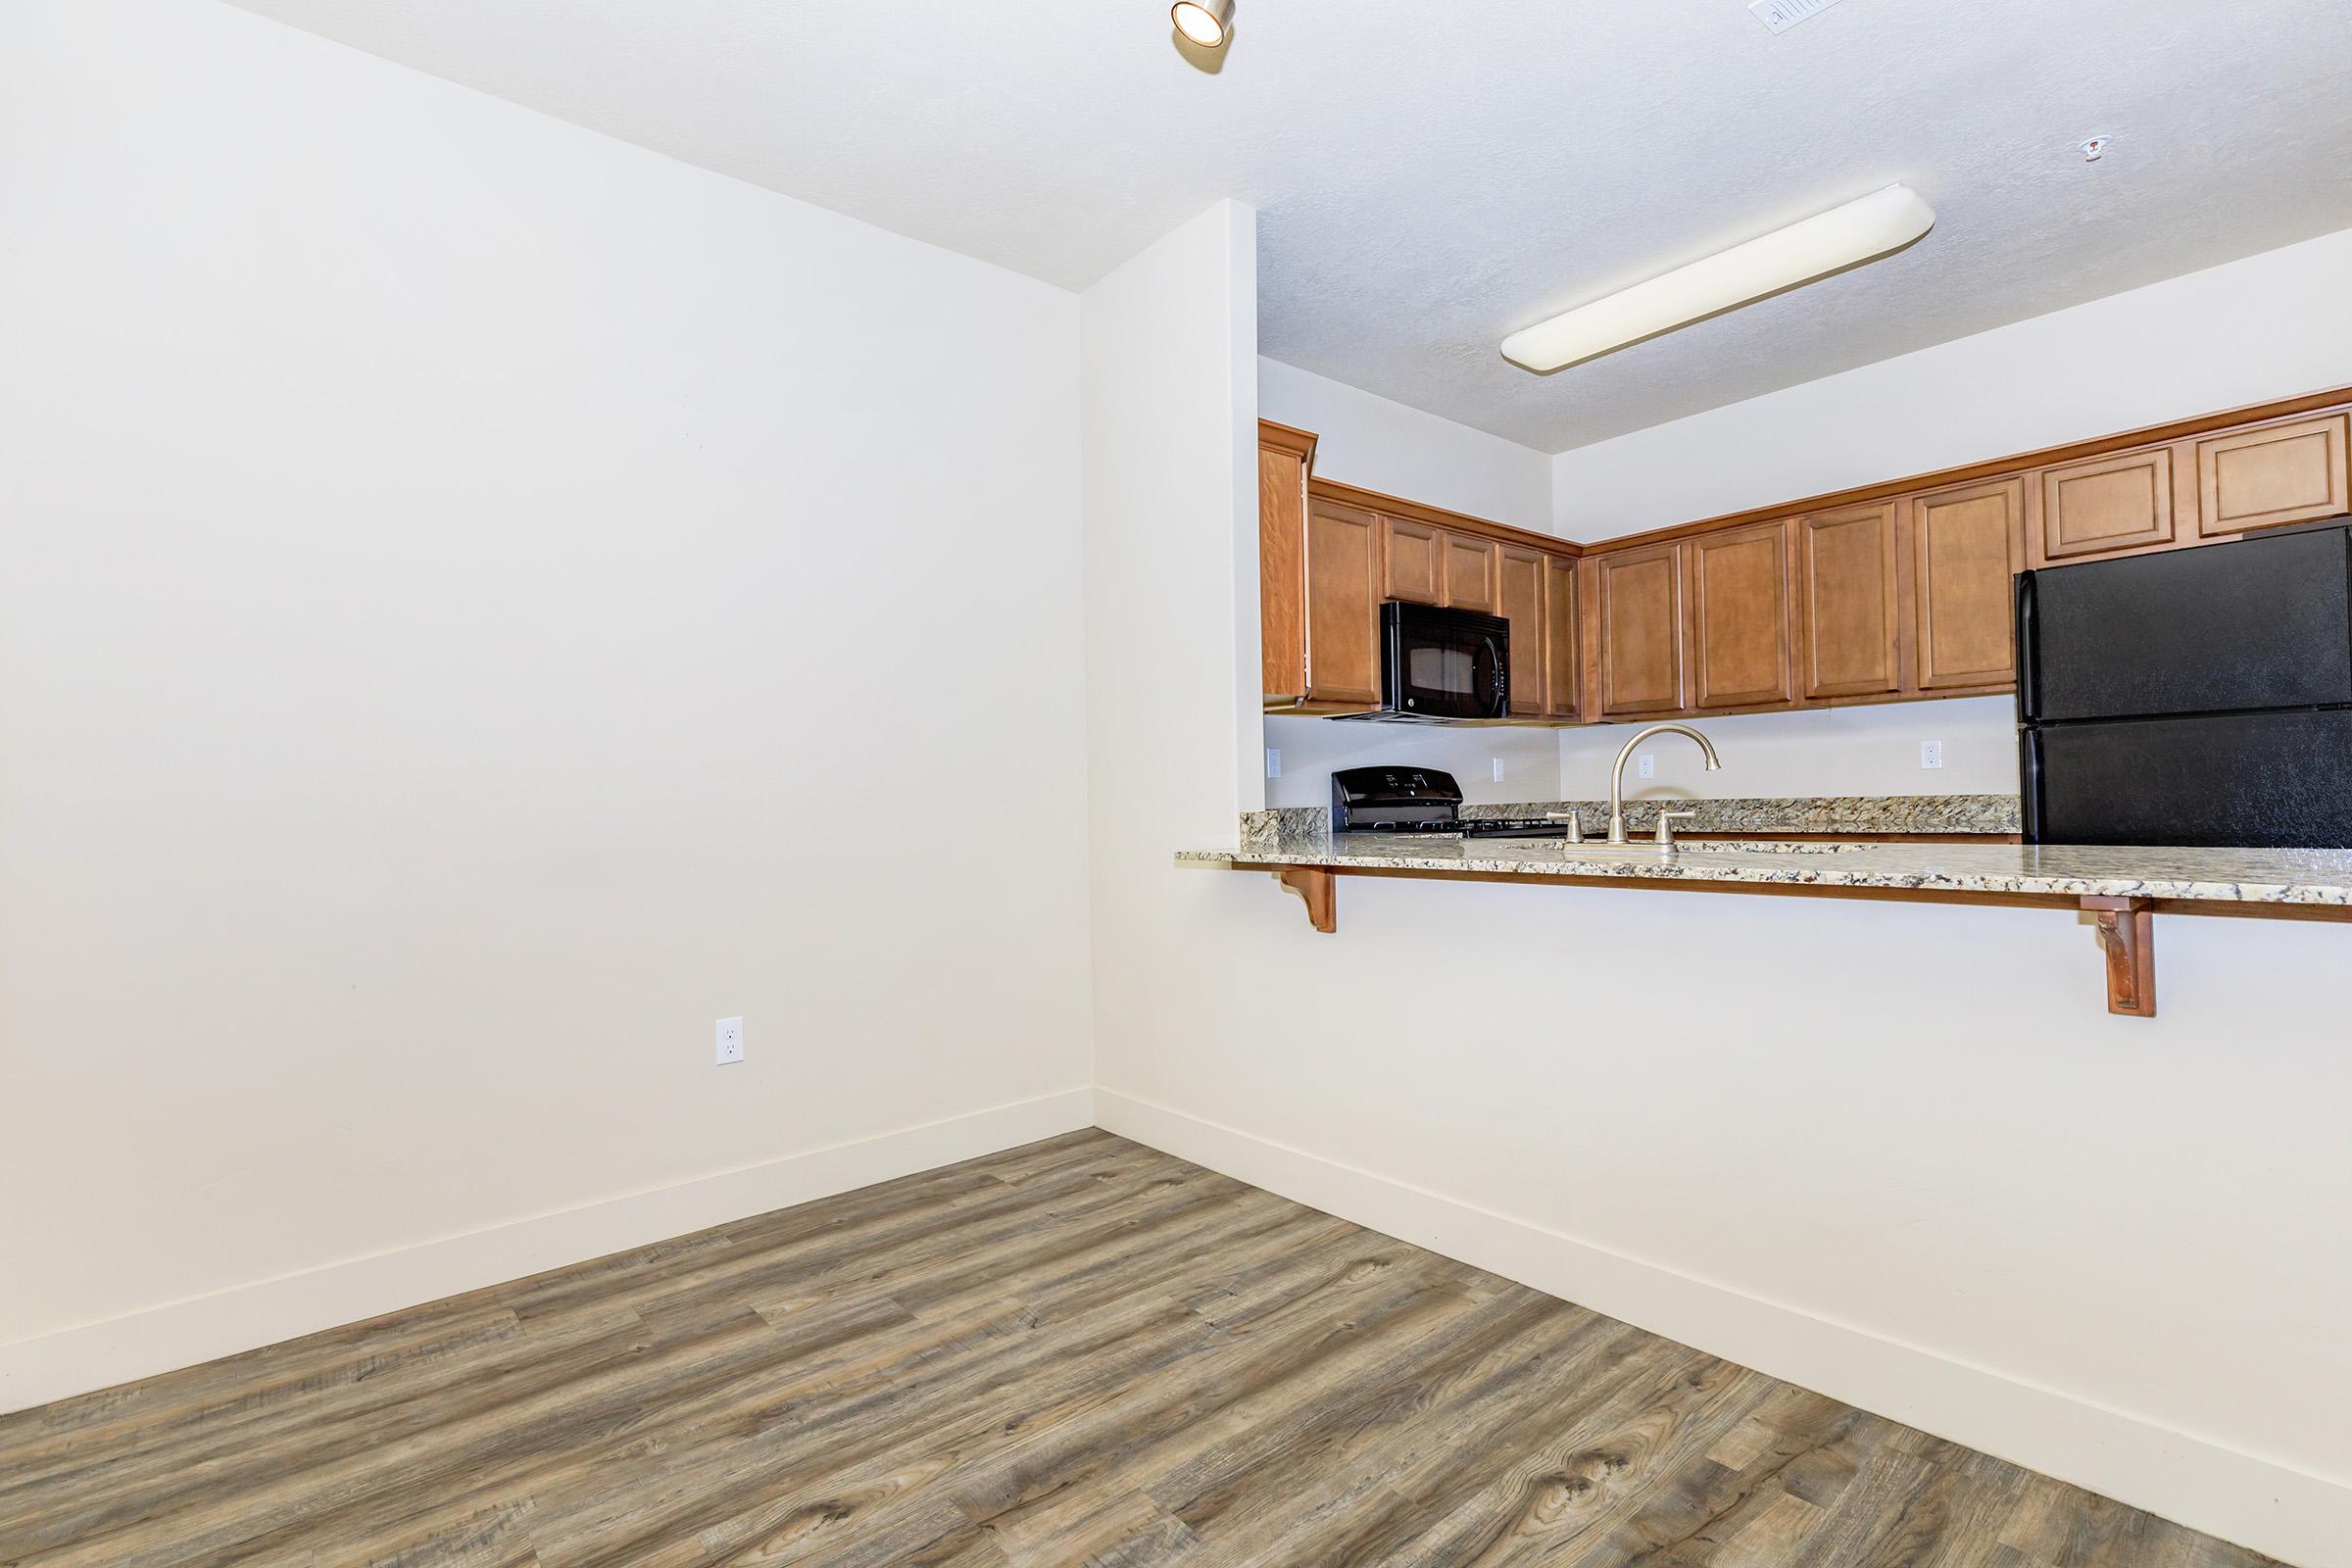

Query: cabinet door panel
left=1381, top=516, right=1443, bottom=604
left=1495, top=546, right=1546, bottom=716
left=1305, top=501, right=1381, bottom=707
left=1544, top=555, right=1579, bottom=719
left=2038, top=445, right=2175, bottom=561
left=2197, top=414, right=2350, bottom=537
left=1443, top=532, right=1498, bottom=612
left=1913, top=477, right=2023, bottom=691
left=1594, top=543, right=1683, bottom=718
left=1686, top=520, right=1793, bottom=710
left=1797, top=502, right=1899, bottom=700
left=1257, top=435, right=1310, bottom=701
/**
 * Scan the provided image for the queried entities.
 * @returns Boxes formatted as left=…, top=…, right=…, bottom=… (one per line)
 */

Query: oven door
left=1381, top=603, right=1509, bottom=719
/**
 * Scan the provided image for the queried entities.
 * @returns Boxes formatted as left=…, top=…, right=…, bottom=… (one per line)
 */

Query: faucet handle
left=1545, top=809, right=1585, bottom=843
left=1653, top=809, right=1698, bottom=849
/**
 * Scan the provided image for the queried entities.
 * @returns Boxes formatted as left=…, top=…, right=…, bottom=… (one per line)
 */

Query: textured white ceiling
left=220, top=0, right=2352, bottom=451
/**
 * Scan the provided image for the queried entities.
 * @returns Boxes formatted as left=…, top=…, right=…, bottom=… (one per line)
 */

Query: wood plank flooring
left=0, top=1130, right=2285, bottom=1568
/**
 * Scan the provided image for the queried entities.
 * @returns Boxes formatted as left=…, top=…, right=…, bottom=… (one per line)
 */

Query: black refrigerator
left=2018, top=518, right=2352, bottom=848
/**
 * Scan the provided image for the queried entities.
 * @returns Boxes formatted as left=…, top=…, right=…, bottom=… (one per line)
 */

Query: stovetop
left=1340, top=817, right=1563, bottom=840
left=1330, top=767, right=1571, bottom=840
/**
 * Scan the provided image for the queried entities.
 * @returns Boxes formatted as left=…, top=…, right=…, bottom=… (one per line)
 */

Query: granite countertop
left=1460, top=794, right=2020, bottom=835
left=1238, top=795, right=2017, bottom=856
left=1181, top=833, right=2352, bottom=906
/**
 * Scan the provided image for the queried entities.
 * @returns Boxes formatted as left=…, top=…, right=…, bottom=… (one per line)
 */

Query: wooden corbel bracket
left=2082, top=896, right=2155, bottom=1017
left=1274, top=865, right=1337, bottom=933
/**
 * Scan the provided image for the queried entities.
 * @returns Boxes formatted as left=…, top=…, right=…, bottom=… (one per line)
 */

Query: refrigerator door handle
left=2019, top=726, right=2043, bottom=845
left=2015, top=568, right=2039, bottom=722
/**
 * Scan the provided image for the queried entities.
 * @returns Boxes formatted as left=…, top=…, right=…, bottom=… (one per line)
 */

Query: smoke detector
left=1748, top=0, right=1846, bottom=33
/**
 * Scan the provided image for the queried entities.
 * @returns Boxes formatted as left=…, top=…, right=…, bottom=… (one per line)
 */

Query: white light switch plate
left=1264, top=747, right=1281, bottom=780
left=715, top=1016, right=743, bottom=1065
left=1492, top=758, right=1505, bottom=783
left=1637, top=754, right=1655, bottom=779
left=1921, top=740, right=1945, bottom=770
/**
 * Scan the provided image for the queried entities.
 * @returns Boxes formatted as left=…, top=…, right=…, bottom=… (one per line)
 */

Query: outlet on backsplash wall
left=1556, top=696, right=2019, bottom=800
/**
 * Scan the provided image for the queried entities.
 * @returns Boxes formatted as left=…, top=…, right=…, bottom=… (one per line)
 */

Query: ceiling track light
left=1500, top=184, right=1937, bottom=373
left=1172, top=0, right=1234, bottom=48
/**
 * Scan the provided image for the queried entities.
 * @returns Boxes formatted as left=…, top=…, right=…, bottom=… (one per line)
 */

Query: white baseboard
left=1095, top=1088, right=2349, bottom=1568
left=0, top=1087, right=1095, bottom=1417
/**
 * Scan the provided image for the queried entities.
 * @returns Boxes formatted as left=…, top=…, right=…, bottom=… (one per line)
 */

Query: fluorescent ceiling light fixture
left=1172, top=0, right=1234, bottom=47
left=1500, top=184, right=1936, bottom=372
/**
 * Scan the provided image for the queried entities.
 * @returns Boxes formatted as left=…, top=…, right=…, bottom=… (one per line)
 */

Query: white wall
left=1103, top=227, right=2352, bottom=1562
left=1080, top=197, right=1281, bottom=1194
left=1559, top=698, right=2020, bottom=799
left=1261, top=718, right=1563, bottom=808
left=1259, top=357, right=1553, bottom=532
left=1256, top=358, right=1564, bottom=808
left=1546, top=224, right=2352, bottom=805
left=1082, top=203, right=1262, bottom=852
left=0, top=0, right=1094, bottom=1404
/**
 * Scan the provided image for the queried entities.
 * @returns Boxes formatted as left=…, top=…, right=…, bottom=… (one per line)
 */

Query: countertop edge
left=1176, top=845, right=2352, bottom=906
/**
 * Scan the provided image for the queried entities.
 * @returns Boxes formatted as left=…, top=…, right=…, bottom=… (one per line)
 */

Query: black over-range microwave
left=1371, top=601, right=1510, bottom=721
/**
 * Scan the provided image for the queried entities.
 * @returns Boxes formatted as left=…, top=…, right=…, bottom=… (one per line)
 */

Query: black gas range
left=1328, top=766, right=1563, bottom=839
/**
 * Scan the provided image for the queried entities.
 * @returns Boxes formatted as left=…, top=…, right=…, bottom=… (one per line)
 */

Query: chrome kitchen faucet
left=1605, top=723, right=1722, bottom=846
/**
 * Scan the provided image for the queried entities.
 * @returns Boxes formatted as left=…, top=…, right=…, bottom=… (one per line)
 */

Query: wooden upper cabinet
left=1911, top=476, right=2024, bottom=692
left=1380, top=515, right=1444, bottom=605
left=1543, top=555, right=1579, bottom=719
left=1494, top=547, right=1547, bottom=717
left=1287, top=471, right=1579, bottom=720
left=1303, top=499, right=1382, bottom=708
left=2036, top=443, right=2176, bottom=562
left=2196, top=414, right=2350, bottom=537
left=1256, top=421, right=1316, bottom=704
left=1265, top=389, right=2352, bottom=728
left=1684, top=519, right=1794, bottom=710
left=1796, top=502, right=1899, bottom=700
left=1592, top=542, right=1684, bottom=718
left=1442, top=532, right=1499, bottom=612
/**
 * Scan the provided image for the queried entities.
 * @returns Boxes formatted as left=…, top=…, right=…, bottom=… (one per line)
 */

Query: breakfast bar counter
left=1179, top=830, right=2352, bottom=1018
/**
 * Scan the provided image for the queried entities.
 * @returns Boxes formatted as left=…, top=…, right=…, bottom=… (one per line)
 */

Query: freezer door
left=2028, top=709, right=2352, bottom=847
left=2026, top=524, right=2352, bottom=721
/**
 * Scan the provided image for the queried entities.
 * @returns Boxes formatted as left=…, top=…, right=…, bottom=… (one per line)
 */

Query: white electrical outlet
left=714, top=1016, right=743, bottom=1065
left=1264, top=747, right=1282, bottom=780
left=1637, top=754, right=1655, bottom=780
left=1921, top=740, right=1945, bottom=770
left=1492, top=758, right=1505, bottom=783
